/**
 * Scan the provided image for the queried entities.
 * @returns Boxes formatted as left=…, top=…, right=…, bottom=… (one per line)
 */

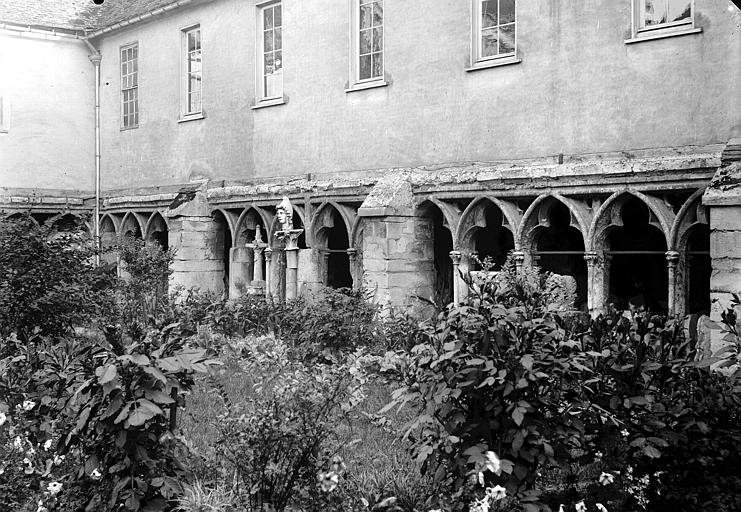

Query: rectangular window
left=120, top=43, right=138, bottom=129
left=474, top=0, right=516, bottom=63
left=637, top=0, right=692, bottom=31
left=258, top=2, right=283, bottom=101
left=182, top=25, right=202, bottom=117
left=348, top=0, right=384, bottom=89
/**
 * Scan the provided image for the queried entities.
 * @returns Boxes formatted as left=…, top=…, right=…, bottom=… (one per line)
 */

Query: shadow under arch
left=312, top=202, right=354, bottom=289
left=457, top=196, right=517, bottom=271
left=418, top=200, right=454, bottom=305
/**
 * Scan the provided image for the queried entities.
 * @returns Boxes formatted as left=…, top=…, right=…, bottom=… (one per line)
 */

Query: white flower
left=47, top=481, right=63, bottom=495
left=22, top=400, right=36, bottom=411
left=483, top=450, right=501, bottom=475
left=36, top=500, right=48, bottom=512
left=558, top=506, right=565, bottom=512
left=596, top=504, right=608, bottom=512
left=575, top=501, right=587, bottom=512
left=485, top=485, right=506, bottom=501
left=43, top=439, right=52, bottom=451
left=53, top=454, right=65, bottom=466
left=599, top=472, right=615, bottom=485
left=620, top=429, right=629, bottom=438
left=477, top=471, right=485, bottom=486
left=594, top=451, right=603, bottom=459
left=13, top=436, right=24, bottom=450
left=0, top=412, right=7, bottom=426
left=90, top=468, right=102, bottom=480
left=468, top=497, right=490, bottom=512
left=317, top=471, right=339, bottom=492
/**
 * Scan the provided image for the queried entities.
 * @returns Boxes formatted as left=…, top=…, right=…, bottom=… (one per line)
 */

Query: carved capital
left=449, top=250, right=462, bottom=265
left=347, top=247, right=358, bottom=261
left=511, top=251, right=525, bottom=263
left=584, top=251, right=601, bottom=266
left=665, top=250, right=680, bottom=267
left=275, top=228, right=303, bottom=250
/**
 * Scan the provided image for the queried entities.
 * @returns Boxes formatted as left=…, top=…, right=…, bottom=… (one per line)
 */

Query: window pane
left=373, top=1, right=383, bottom=26
left=264, top=30, right=274, bottom=52
left=481, top=0, right=497, bottom=28
left=643, top=0, right=667, bottom=26
left=372, top=27, right=383, bottom=52
left=190, top=76, right=202, bottom=94
left=359, top=54, right=372, bottom=79
left=500, top=0, right=515, bottom=25
left=274, top=4, right=282, bottom=27
left=265, top=52, right=274, bottom=74
left=265, top=8, right=274, bottom=29
left=360, top=29, right=371, bottom=54
left=481, top=27, right=498, bottom=57
left=189, top=52, right=201, bottom=73
left=360, top=4, right=372, bottom=29
left=274, top=27, right=282, bottom=50
left=188, top=31, right=197, bottom=51
left=499, top=24, right=515, bottom=53
left=372, top=52, right=382, bottom=78
left=274, top=50, right=282, bottom=71
left=265, top=71, right=282, bottom=98
left=133, top=46, right=138, bottom=59
left=668, top=0, right=691, bottom=22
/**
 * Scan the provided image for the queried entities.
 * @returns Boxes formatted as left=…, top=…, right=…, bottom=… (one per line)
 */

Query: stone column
left=264, top=247, right=273, bottom=299
left=253, top=246, right=265, bottom=283
left=584, top=251, right=606, bottom=316
left=512, top=251, right=526, bottom=274
left=276, top=229, right=303, bottom=301
left=347, top=248, right=359, bottom=290
left=665, top=250, right=680, bottom=317
left=229, top=246, right=253, bottom=299
left=449, top=250, right=462, bottom=305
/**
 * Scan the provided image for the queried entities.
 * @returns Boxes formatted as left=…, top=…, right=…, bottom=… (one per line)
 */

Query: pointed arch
left=517, top=193, right=591, bottom=248
left=144, top=211, right=169, bottom=239
left=235, top=206, right=271, bottom=246
left=120, top=211, right=145, bottom=238
left=420, top=198, right=462, bottom=245
left=311, top=201, right=355, bottom=245
left=587, top=190, right=674, bottom=251
left=456, top=196, right=521, bottom=250
left=669, top=188, right=708, bottom=252
left=210, top=208, right=238, bottom=244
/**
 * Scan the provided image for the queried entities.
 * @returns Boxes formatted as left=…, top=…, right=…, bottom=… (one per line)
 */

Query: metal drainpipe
left=83, top=39, right=102, bottom=266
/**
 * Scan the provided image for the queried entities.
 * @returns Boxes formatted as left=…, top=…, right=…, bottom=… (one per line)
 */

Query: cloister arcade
left=2, top=186, right=712, bottom=316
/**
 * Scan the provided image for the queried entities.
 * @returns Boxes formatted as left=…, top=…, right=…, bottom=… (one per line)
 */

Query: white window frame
left=0, top=93, right=8, bottom=133
left=471, top=0, right=518, bottom=67
left=629, top=0, right=699, bottom=41
left=255, top=0, right=284, bottom=107
left=180, top=24, right=203, bottom=121
left=347, top=0, right=386, bottom=92
left=120, top=42, right=139, bottom=130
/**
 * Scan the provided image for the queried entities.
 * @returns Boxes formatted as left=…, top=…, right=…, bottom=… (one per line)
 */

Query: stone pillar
left=584, top=251, right=607, bottom=316
left=276, top=229, right=303, bottom=301
left=264, top=247, right=273, bottom=299
left=665, top=250, right=680, bottom=317
left=166, top=185, right=227, bottom=293
left=512, top=251, right=526, bottom=274
left=347, top=248, right=359, bottom=290
left=449, top=250, right=462, bottom=305
left=229, top=246, right=253, bottom=299
left=703, top=161, right=741, bottom=354
left=253, top=246, right=265, bottom=284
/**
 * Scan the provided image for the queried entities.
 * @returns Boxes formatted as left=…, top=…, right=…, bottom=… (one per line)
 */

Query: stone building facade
left=1, top=0, right=740, bottom=318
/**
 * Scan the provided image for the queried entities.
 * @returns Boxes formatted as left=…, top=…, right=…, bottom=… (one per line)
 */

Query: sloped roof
left=0, top=0, right=192, bottom=33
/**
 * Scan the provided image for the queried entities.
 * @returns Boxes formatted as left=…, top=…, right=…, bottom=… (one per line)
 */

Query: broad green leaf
left=145, top=389, right=175, bottom=405
left=97, top=365, right=118, bottom=385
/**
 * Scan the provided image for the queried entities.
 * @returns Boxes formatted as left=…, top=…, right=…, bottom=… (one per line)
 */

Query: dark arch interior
left=123, top=219, right=142, bottom=239
left=535, top=201, right=587, bottom=308
left=473, top=203, right=514, bottom=270
left=239, top=211, right=266, bottom=245
left=686, top=225, right=710, bottom=315
left=212, top=212, right=232, bottom=295
left=148, top=216, right=169, bottom=251
left=52, top=214, right=82, bottom=232
left=608, top=197, right=668, bottom=312
left=422, top=205, right=454, bottom=304
left=324, top=209, right=352, bottom=289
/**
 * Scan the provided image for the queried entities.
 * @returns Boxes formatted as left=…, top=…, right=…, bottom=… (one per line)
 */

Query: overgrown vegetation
left=1, top=214, right=740, bottom=512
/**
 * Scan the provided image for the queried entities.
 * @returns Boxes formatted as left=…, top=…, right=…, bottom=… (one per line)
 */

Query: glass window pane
left=372, top=52, right=383, bottom=78
left=359, top=54, right=372, bottom=79
left=123, top=101, right=129, bottom=116
left=264, top=30, right=274, bottom=52
left=668, top=0, right=691, bottom=22
left=643, top=0, right=667, bottom=26
left=274, top=50, right=282, bottom=71
left=360, top=4, right=372, bottom=29
left=499, top=24, right=515, bottom=54
left=500, top=0, right=515, bottom=25
left=360, top=29, right=371, bottom=54
left=481, top=27, right=498, bottom=57
left=188, top=31, right=196, bottom=51
left=264, top=8, right=274, bottom=29
left=133, top=46, right=138, bottom=59
left=482, top=0, right=497, bottom=28
left=274, top=27, right=282, bottom=51
left=190, top=76, right=202, bottom=94
left=274, top=4, right=282, bottom=27
left=133, top=57, right=138, bottom=73
left=373, top=2, right=383, bottom=26
left=189, top=53, right=201, bottom=74
left=372, top=27, right=383, bottom=52
left=194, top=29, right=200, bottom=50
left=132, top=72, right=137, bottom=87
left=265, top=71, right=282, bottom=98
left=264, top=52, right=274, bottom=75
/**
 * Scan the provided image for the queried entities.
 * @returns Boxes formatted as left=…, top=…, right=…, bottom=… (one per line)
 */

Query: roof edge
left=85, top=0, right=195, bottom=39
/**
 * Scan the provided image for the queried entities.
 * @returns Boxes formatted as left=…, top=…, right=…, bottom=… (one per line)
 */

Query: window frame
left=0, top=94, right=7, bottom=134
left=180, top=24, right=203, bottom=121
left=347, top=0, right=386, bottom=92
left=120, top=42, right=139, bottom=130
left=630, top=0, right=697, bottom=39
left=255, top=0, right=284, bottom=106
left=471, top=0, right=518, bottom=67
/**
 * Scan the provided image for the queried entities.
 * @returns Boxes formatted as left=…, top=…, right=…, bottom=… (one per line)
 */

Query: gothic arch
left=517, top=194, right=591, bottom=250
left=145, top=211, right=169, bottom=249
left=311, top=201, right=355, bottom=246
left=456, top=196, right=522, bottom=251
left=120, top=211, right=145, bottom=238
left=210, top=208, right=238, bottom=243
left=669, top=188, right=708, bottom=252
left=235, top=206, right=270, bottom=246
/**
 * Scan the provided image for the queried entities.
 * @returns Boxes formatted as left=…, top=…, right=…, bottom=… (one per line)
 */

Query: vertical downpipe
left=85, top=41, right=102, bottom=266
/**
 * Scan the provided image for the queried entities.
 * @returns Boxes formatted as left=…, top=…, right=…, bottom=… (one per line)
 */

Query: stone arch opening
left=51, top=213, right=85, bottom=233
left=461, top=200, right=515, bottom=271
left=532, top=201, right=587, bottom=308
left=236, top=208, right=267, bottom=246
left=146, top=212, right=169, bottom=250
left=314, top=205, right=353, bottom=289
left=419, top=201, right=454, bottom=304
left=121, top=213, right=143, bottom=239
left=685, top=224, right=711, bottom=315
left=100, top=215, right=117, bottom=247
left=607, top=197, right=668, bottom=312
left=211, top=210, right=233, bottom=295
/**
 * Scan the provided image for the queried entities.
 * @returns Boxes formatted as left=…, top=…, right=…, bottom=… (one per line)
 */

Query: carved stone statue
left=254, top=224, right=263, bottom=245
left=276, top=196, right=293, bottom=233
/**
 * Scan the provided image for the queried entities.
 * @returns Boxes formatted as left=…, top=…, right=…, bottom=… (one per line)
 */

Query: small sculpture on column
left=247, top=225, right=267, bottom=294
left=274, top=196, right=304, bottom=301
